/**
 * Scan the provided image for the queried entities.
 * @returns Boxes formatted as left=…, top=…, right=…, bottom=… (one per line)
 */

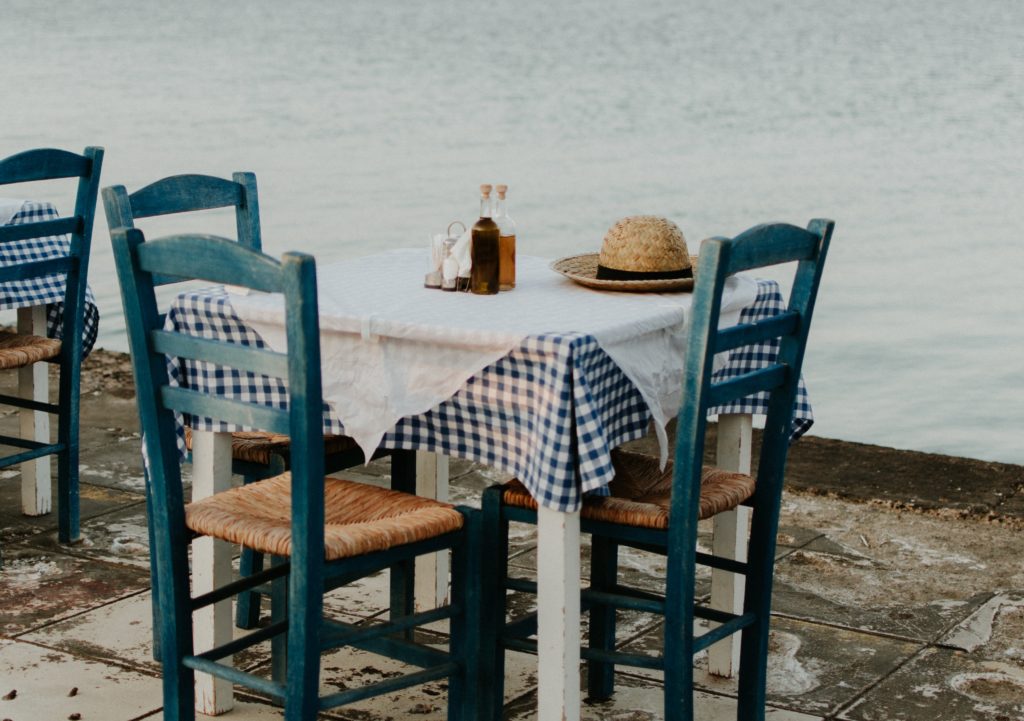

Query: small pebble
left=69, top=714, right=82, bottom=720
left=1, top=690, right=14, bottom=700
left=68, top=687, right=79, bottom=697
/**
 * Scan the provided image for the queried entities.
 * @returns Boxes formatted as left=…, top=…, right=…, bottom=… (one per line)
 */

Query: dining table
left=168, top=247, right=812, bottom=719
left=0, top=199, right=98, bottom=522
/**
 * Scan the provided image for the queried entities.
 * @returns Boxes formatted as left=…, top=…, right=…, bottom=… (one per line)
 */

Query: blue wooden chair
left=103, top=174, right=387, bottom=629
left=481, top=220, right=834, bottom=721
left=111, top=227, right=483, bottom=721
left=0, top=146, right=104, bottom=564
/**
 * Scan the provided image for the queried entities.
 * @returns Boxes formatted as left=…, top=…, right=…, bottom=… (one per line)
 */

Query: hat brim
left=550, top=253, right=697, bottom=292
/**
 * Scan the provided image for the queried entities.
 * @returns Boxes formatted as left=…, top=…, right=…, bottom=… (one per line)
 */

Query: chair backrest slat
left=669, top=218, right=833, bottom=538
left=706, top=364, right=789, bottom=407
left=103, top=172, right=262, bottom=289
left=135, top=234, right=283, bottom=292
left=713, top=312, right=800, bottom=354
left=0, top=256, right=72, bottom=284
left=715, top=223, right=822, bottom=273
left=0, top=146, right=104, bottom=344
left=0, top=148, right=92, bottom=183
left=0, top=217, right=81, bottom=244
left=103, top=172, right=261, bottom=250
left=159, top=386, right=291, bottom=436
left=151, top=330, right=289, bottom=379
left=127, top=174, right=244, bottom=218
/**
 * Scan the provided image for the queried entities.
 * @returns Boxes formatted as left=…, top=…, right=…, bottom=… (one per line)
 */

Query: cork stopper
left=480, top=183, right=493, bottom=198
left=496, top=184, right=508, bottom=199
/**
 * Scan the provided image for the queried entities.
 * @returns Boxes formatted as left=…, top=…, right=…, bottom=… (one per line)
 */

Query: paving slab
left=0, top=546, right=149, bottom=637
left=323, top=569, right=391, bottom=620
left=0, top=478, right=143, bottom=546
left=235, top=631, right=537, bottom=721
left=21, top=591, right=273, bottom=675
left=141, top=698, right=286, bottom=720
left=770, top=494, right=1024, bottom=641
left=3, top=347, right=1024, bottom=719
left=504, top=672, right=825, bottom=720
left=72, top=438, right=150, bottom=495
left=25, top=501, right=151, bottom=568
left=620, top=615, right=922, bottom=716
left=0, top=638, right=163, bottom=721
left=840, top=591, right=1024, bottom=721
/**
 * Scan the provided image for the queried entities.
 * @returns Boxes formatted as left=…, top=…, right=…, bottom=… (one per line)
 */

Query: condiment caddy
left=425, top=184, right=517, bottom=294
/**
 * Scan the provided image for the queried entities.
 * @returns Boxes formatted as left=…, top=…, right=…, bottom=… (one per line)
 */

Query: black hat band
left=595, top=265, right=693, bottom=281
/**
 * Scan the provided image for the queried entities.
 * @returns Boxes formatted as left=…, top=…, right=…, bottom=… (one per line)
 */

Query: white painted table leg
left=537, top=505, right=581, bottom=721
left=18, top=305, right=51, bottom=516
left=414, top=451, right=450, bottom=610
left=708, top=413, right=753, bottom=678
left=190, top=430, right=234, bottom=715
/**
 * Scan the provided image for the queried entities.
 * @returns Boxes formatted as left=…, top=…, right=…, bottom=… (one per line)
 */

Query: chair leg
left=663, top=524, right=699, bottom=721
left=389, top=450, right=416, bottom=639
left=735, top=515, right=776, bottom=721
left=154, top=552, right=196, bottom=721
left=160, top=652, right=197, bottom=721
left=662, top=605, right=695, bottom=721
left=284, top=568, right=322, bottom=721
left=448, top=514, right=483, bottom=721
left=587, top=536, right=618, bottom=700
left=56, top=441, right=80, bottom=543
left=480, top=486, right=509, bottom=721
left=270, top=555, right=288, bottom=687
left=141, top=472, right=163, bottom=661
left=57, top=355, right=80, bottom=544
left=736, top=616, right=769, bottom=721
left=235, top=547, right=265, bottom=628
left=235, top=475, right=265, bottom=629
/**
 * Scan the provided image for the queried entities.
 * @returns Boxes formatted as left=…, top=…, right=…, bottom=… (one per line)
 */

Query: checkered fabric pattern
left=1, top=202, right=99, bottom=356
left=709, top=279, right=813, bottom=437
left=167, top=278, right=812, bottom=512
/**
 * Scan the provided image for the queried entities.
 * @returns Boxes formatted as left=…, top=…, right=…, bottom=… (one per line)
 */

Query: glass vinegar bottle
left=494, top=184, right=516, bottom=290
left=470, top=184, right=500, bottom=294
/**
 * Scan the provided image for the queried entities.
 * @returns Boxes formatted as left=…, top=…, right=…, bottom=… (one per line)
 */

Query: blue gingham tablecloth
left=167, top=279, right=811, bottom=512
left=0, top=201, right=99, bottom=356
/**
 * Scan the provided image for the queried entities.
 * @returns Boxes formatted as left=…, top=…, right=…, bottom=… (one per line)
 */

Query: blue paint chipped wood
left=0, top=146, right=105, bottom=565
left=111, top=228, right=483, bottom=720
left=102, top=173, right=389, bottom=632
left=481, top=219, right=834, bottom=721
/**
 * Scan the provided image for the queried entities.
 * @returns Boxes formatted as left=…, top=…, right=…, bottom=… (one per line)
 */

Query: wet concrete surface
left=0, top=348, right=1022, bottom=720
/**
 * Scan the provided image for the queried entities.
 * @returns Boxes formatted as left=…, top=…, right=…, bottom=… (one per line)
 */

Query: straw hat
left=551, top=215, right=695, bottom=292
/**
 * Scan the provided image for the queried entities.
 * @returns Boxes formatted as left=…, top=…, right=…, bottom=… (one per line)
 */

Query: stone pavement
left=1, top=349, right=1022, bottom=721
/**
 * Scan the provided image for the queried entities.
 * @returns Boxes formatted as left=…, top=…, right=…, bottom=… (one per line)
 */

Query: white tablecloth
left=230, top=249, right=757, bottom=462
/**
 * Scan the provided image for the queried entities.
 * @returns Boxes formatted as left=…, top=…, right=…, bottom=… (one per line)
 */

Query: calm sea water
left=3, top=0, right=1022, bottom=464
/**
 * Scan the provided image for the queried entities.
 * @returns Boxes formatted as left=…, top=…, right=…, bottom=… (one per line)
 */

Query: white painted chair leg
left=190, top=430, right=235, bottom=715
left=414, top=451, right=450, bottom=610
left=708, top=413, right=753, bottom=678
left=537, top=505, right=582, bottom=721
left=18, top=305, right=51, bottom=517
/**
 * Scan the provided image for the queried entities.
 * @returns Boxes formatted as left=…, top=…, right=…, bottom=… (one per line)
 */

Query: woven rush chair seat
left=186, top=473, right=465, bottom=561
left=500, top=449, right=756, bottom=529
left=0, top=331, right=62, bottom=370
left=183, top=427, right=360, bottom=467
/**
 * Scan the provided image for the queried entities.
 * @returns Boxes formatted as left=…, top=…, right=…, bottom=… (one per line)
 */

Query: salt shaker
left=425, top=233, right=443, bottom=288
left=442, top=221, right=465, bottom=291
